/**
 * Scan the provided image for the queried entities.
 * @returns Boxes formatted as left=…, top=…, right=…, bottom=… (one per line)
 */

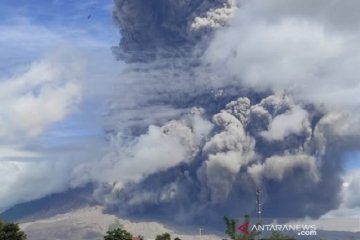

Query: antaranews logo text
left=249, top=224, right=317, bottom=236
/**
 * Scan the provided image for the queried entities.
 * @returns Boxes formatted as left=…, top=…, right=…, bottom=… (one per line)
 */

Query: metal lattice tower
left=256, top=186, right=262, bottom=224
left=255, top=186, right=262, bottom=240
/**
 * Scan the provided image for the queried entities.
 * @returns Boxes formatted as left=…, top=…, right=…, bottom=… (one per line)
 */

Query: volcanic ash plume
left=112, top=0, right=237, bottom=61
left=88, top=0, right=360, bottom=226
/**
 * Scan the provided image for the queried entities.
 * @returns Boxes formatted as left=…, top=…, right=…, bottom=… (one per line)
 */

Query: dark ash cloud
left=81, top=0, right=360, bottom=228
left=112, top=0, right=237, bottom=62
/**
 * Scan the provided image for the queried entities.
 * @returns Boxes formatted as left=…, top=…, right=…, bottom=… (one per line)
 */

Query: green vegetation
left=224, top=215, right=295, bottom=240
left=224, top=215, right=238, bottom=239
left=103, top=215, right=299, bottom=240
left=104, top=228, right=133, bottom=240
left=224, top=215, right=259, bottom=240
left=155, top=233, right=181, bottom=240
left=0, top=220, right=26, bottom=240
left=155, top=233, right=171, bottom=240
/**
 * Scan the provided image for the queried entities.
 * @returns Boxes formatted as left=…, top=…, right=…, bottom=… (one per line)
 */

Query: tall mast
left=255, top=186, right=262, bottom=240
left=256, top=186, right=262, bottom=224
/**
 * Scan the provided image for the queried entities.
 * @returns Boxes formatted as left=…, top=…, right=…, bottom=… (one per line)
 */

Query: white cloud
left=248, top=153, right=319, bottom=184
left=0, top=147, right=40, bottom=159
left=261, top=106, right=309, bottom=141
left=0, top=42, right=119, bottom=213
left=205, top=0, right=360, bottom=111
left=315, top=168, right=360, bottom=231
left=191, top=0, right=237, bottom=32
left=341, top=169, right=360, bottom=208
left=0, top=48, right=87, bottom=212
left=0, top=160, right=72, bottom=211
left=0, top=48, right=84, bottom=139
left=0, top=6, right=124, bottom=213
left=88, top=112, right=212, bottom=186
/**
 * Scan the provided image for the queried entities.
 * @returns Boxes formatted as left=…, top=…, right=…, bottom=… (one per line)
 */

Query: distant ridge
left=0, top=184, right=94, bottom=222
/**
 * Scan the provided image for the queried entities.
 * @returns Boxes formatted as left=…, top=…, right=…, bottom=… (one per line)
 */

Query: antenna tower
left=256, top=186, right=262, bottom=224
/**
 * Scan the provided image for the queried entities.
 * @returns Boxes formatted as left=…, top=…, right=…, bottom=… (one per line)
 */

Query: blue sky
left=343, top=151, right=360, bottom=171
left=0, top=0, right=122, bottom=211
left=0, top=0, right=118, bottom=143
left=0, top=0, right=117, bottom=58
left=0, top=0, right=114, bottom=32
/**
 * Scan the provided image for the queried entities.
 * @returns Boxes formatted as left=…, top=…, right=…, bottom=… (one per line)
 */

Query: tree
left=104, top=228, right=132, bottom=240
left=155, top=233, right=171, bottom=240
left=224, top=215, right=256, bottom=240
left=224, top=216, right=238, bottom=240
left=0, top=220, right=26, bottom=240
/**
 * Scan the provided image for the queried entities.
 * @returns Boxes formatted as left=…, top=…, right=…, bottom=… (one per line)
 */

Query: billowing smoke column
left=112, top=0, right=236, bottom=61
left=95, top=0, right=360, bottom=226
